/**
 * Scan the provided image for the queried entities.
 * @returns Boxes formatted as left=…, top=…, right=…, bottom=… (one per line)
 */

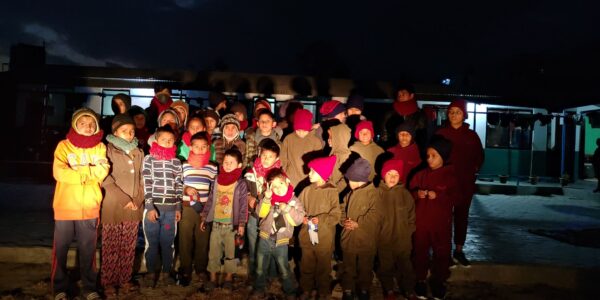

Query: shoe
left=54, top=292, right=68, bottom=300
left=103, top=286, right=117, bottom=300
left=81, top=291, right=102, bottom=300
left=178, top=274, right=191, bottom=286
left=221, top=280, right=233, bottom=291
left=414, top=281, right=427, bottom=300
left=452, top=251, right=471, bottom=267
left=203, top=280, right=217, bottom=292
left=342, top=290, right=354, bottom=300
left=142, top=273, right=156, bottom=288
left=358, top=290, right=370, bottom=300
left=158, top=272, right=176, bottom=286
left=449, top=256, right=457, bottom=269
left=430, top=281, right=446, bottom=300
left=119, top=282, right=139, bottom=295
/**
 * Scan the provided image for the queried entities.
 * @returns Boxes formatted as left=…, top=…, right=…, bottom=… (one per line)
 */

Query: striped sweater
left=142, top=155, right=183, bottom=212
left=182, top=162, right=218, bottom=213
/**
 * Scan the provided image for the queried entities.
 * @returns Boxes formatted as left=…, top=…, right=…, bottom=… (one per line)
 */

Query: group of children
left=51, top=95, right=481, bottom=300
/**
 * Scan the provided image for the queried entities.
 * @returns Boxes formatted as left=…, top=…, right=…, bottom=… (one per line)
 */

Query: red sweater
left=409, top=165, right=457, bottom=231
left=387, top=143, right=422, bottom=184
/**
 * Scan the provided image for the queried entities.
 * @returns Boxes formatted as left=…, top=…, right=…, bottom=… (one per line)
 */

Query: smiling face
left=190, top=138, right=209, bottom=155
left=270, top=176, right=288, bottom=197
left=222, top=154, right=242, bottom=173
left=358, top=128, right=372, bottom=145
left=156, top=131, right=175, bottom=148
left=114, top=124, right=135, bottom=142
left=76, top=116, right=97, bottom=136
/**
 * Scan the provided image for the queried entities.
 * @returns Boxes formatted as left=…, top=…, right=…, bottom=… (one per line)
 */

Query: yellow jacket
left=52, top=139, right=109, bottom=220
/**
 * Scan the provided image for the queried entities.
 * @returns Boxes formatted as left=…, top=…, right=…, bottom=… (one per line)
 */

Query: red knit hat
left=308, top=156, right=337, bottom=181
left=319, top=100, right=345, bottom=118
left=382, top=159, right=404, bottom=178
left=254, top=98, right=271, bottom=115
left=354, top=120, right=375, bottom=140
left=293, top=108, right=313, bottom=131
left=448, top=99, right=467, bottom=120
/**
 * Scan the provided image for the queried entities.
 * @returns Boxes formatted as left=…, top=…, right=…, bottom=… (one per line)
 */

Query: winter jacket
left=280, top=131, right=323, bottom=187
left=201, top=178, right=248, bottom=226
left=329, top=124, right=352, bottom=191
left=142, top=155, right=183, bottom=212
left=257, top=195, right=306, bottom=247
left=244, top=127, right=282, bottom=168
left=52, top=139, right=109, bottom=220
left=349, top=142, right=384, bottom=181
left=212, top=137, right=246, bottom=166
left=182, top=162, right=218, bottom=213
left=387, top=143, right=422, bottom=185
left=409, top=165, right=457, bottom=231
left=298, top=182, right=341, bottom=249
left=340, top=183, right=381, bottom=254
left=376, top=183, right=415, bottom=250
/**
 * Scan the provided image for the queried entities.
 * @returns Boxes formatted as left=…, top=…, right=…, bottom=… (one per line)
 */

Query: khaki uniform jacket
left=340, top=183, right=381, bottom=254
left=280, top=132, right=323, bottom=187
left=376, top=183, right=415, bottom=250
left=298, top=182, right=341, bottom=249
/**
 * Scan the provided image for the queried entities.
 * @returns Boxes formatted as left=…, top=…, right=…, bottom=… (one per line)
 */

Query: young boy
left=212, top=114, right=246, bottom=165
left=387, top=122, right=422, bottom=186
left=177, top=115, right=207, bottom=160
left=244, top=138, right=282, bottom=283
left=280, top=109, right=323, bottom=187
left=376, top=159, right=416, bottom=300
left=298, top=156, right=341, bottom=299
left=142, top=125, right=183, bottom=287
left=200, top=148, right=248, bottom=291
left=253, top=168, right=305, bottom=298
left=203, top=109, right=221, bottom=142
left=245, top=109, right=283, bottom=167
left=52, top=108, right=109, bottom=300
left=409, top=136, right=457, bottom=300
left=178, top=132, right=218, bottom=286
left=349, top=120, right=384, bottom=181
left=340, top=158, right=381, bottom=300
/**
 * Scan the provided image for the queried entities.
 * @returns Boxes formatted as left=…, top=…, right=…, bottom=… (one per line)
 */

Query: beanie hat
left=157, top=108, right=181, bottom=128
left=346, top=94, right=364, bottom=111
left=209, top=92, right=227, bottom=109
left=111, top=114, right=135, bottom=133
left=395, top=122, right=416, bottom=138
left=71, top=108, right=100, bottom=135
left=319, top=100, right=345, bottom=119
left=448, top=99, right=467, bottom=120
left=308, top=156, right=337, bottom=181
left=220, top=113, right=240, bottom=131
left=254, top=98, right=271, bottom=115
left=345, top=158, right=371, bottom=182
left=111, top=93, right=131, bottom=114
left=203, top=109, right=220, bottom=124
left=170, top=101, right=189, bottom=122
left=293, top=108, right=313, bottom=131
left=354, top=120, right=375, bottom=140
left=382, top=159, right=404, bottom=178
left=428, top=135, right=453, bottom=163
left=128, top=105, right=147, bottom=119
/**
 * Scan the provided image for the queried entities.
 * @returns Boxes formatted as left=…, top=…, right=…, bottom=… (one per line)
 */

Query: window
left=486, top=110, right=533, bottom=149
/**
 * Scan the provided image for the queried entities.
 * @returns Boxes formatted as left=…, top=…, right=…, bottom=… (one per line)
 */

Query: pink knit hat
left=308, top=156, right=337, bottom=181
left=354, top=120, right=375, bottom=140
left=293, top=108, right=313, bottom=131
left=382, top=159, right=404, bottom=178
left=448, top=99, right=467, bottom=119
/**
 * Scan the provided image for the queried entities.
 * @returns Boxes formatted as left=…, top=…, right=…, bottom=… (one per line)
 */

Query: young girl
left=101, top=114, right=144, bottom=298
left=177, top=114, right=207, bottom=161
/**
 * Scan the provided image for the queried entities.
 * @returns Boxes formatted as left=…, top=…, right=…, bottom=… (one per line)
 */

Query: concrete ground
left=0, top=180, right=599, bottom=299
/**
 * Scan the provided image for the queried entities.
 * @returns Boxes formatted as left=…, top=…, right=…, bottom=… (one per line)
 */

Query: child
left=100, top=114, right=144, bottom=298
left=280, top=109, right=323, bottom=187
left=349, top=120, right=384, bottom=181
left=340, top=158, right=381, bottom=300
left=376, top=159, right=416, bottom=300
left=253, top=168, right=305, bottom=298
left=298, top=156, right=341, bottom=299
left=200, top=148, right=248, bottom=291
left=203, top=109, right=221, bottom=141
left=409, top=136, right=457, bottom=300
left=212, top=113, right=246, bottom=165
left=230, top=102, right=249, bottom=133
left=387, top=122, right=422, bottom=186
left=178, top=132, right=218, bottom=286
left=128, top=105, right=151, bottom=153
left=244, top=138, right=282, bottom=283
left=147, top=108, right=181, bottom=145
left=245, top=109, right=283, bottom=167
left=315, top=100, right=346, bottom=148
left=142, top=125, right=183, bottom=287
left=328, top=123, right=352, bottom=191
left=170, top=100, right=189, bottom=133
left=51, top=108, right=109, bottom=300
left=177, top=114, right=207, bottom=160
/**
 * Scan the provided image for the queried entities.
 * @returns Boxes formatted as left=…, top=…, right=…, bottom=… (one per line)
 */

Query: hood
left=329, top=123, right=351, bottom=154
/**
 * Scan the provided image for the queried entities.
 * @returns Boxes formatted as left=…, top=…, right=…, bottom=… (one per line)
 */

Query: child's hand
left=175, top=211, right=182, bottom=222
left=427, top=190, right=437, bottom=199
left=303, top=217, right=309, bottom=225
left=417, top=190, right=428, bottom=199
left=146, top=210, right=159, bottom=223
left=248, top=195, right=257, bottom=209
left=279, top=202, right=287, bottom=211
left=311, top=217, right=319, bottom=225
left=238, top=225, right=245, bottom=236
left=124, top=202, right=137, bottom=210
left=344, top=219, right=358, bottom=230
left=200, top=221, right=206, bottom=232
left=264, top=183, right=273, bottom=199
left=184, top=186, right=198, bottom=196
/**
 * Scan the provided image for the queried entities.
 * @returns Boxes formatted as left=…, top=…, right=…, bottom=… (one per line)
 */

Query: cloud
left=23, top=23, right=135, bottom=68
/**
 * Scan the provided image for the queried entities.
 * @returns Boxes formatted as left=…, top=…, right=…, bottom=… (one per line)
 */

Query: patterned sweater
left=182, top=162, right=218, bottom=213
left=142, top=155, right=183, bottom=212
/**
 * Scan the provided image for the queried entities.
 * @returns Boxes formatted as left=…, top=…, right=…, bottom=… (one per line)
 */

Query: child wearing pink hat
left=349, top=120, right=384, bottom=181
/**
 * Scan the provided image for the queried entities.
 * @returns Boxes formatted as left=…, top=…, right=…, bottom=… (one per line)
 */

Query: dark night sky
left=1, top=0, right=600, bottom=99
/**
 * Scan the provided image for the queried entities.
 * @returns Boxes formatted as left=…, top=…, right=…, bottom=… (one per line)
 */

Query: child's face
left=160, top=112, right=177, bottom=127
left=76, top=116, right=97, bottom=136
left=358, top=129, right=372, bottom=145
left=260, top=149, right=278, bottom=168
left=308, top=168, right=323, bottom=183
left=114, top=99, right=127, bottom=114
left=222, top=155, right=242, bottom=172
left=398, top=131, right=412, bottom=148
left=115, top=124, right=135, bottom=143
left=346, top=107, right=362, bottom=116
left=384, top=170, right=400, bottom=188
left=173, top=107, right=187, bottom=125
left=156, top=131, right=175, bottom=148
left=190, top=139, right=209, bottom=155
left=270, top=177, right=288, bottom=196
left=295, top=130, right=308, bottom=138
left=223, top=124, right=239, bottom=140
left=348, top=180, right=364, bottom=190
left=133, top=114, right=146, bottom=129
left=187, top=119, right=204, bottom=136
left=204, top=117, right=217, bottom=133
left=257, top=114, right=276, bottom=135
left=234, top=112, right=245, bottom=122
left=334, top=111, right=347, bottom=123
left=448, top=107, right=464, bottom=127
left=427, top=148, right=444, bottom=170
left=396, top=89, right=414, bottom=102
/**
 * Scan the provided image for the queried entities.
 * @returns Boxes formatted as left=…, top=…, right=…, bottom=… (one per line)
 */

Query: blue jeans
left=255, top=238, right=296, bottom=295
left=143, top=209, right=177, bottom=273
left=247, top=215, right=278, bottom=279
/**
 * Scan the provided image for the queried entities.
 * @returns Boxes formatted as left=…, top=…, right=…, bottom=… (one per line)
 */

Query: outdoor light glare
left=442, top=78, right=451, bottom=86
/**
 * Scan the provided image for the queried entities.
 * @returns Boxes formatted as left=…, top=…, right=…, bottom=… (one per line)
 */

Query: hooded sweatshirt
left=257, top=190, right=306, bottom=247
left=349, top=141, right=384, bottom=181
left=409, top=165, right=457, bottom=231
left=280, top=131, right=323, bottom=187
left=340, top=183, right=381, bottom=254
left=329, top=124, right=352, bottom=191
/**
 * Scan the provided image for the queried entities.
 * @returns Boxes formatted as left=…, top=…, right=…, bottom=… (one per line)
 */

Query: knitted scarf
left=271, top=183, right=294, bottom=205
left=149, top=142, right=176, bottom=160
left=252, top=157, right=282, bottom=178
left=106, top=134, right=139, bottom=152
left=393, top=99, right=419, bottom=116
left=217, top=166, right=242, bottom=186
left=181, top=131, right=192, bottom=146
left=66, top=128, right=103, bottom=149
left=149, top=96, right=173, bottom=115
left=239, top=120, right=249, bottom=131
left=187, top=150, right=210, bottom=168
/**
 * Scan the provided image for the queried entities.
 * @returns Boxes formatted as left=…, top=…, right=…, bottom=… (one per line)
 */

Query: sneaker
left=449, top=256, right=457, bottom=269
left=342, top=290, right=354, bottom=300
left=452, top=251, right=471, bottom=267
left=414, top=281, right=428, bottom=300
left=81, top=291, right=102, bottom=300
left=430, top=281, right=446, bottom=300
left=178, top=274, right=191, bottom=287
left=54, top=292, right=68, bottom=300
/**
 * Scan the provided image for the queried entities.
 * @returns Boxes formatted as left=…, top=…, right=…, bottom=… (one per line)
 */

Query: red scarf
left=66, top=128, right=103, bottom=149
left=181, top=131, right=192, bottom=146
left=393, top=100, right=419, bottom=116
left=149, top=142, right=176, bottom=160
left=150, top=96, right=173, bottom=115
left=217, top=166, right=242, bottom=186
left=252, top=157, right=282, bottom=178
left=188, top=150, right=210, bottom=168
left=251, top=118, right=258, bottom=129
left=239, top=120, right=249, bottom=131
left=271, top=183, right=294, bottom=205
